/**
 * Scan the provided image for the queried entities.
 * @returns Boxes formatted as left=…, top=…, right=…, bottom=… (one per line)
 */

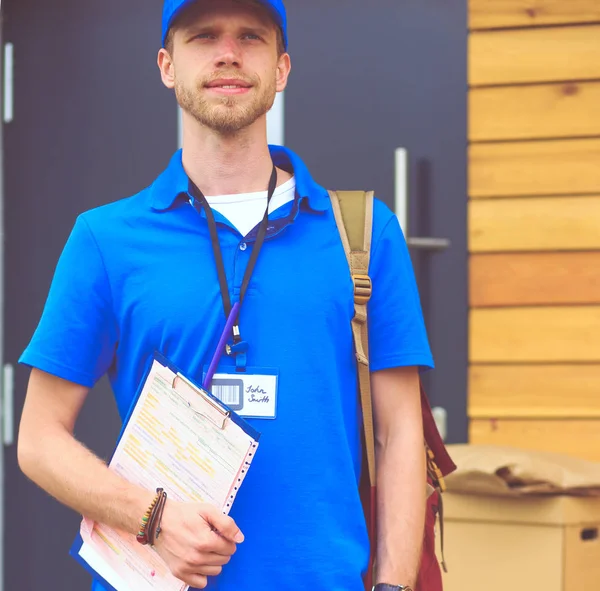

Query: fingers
left=193, top=564, right=223, bottom=577
left=179, top=574, right=208, bottom=588
left=189, top=549, right=232, bottom=567
left=204, top=530, right=238, bottom=557
left=156, top=502, right=243, bottom=585
left=201, top=506, right=244, bottom=544
left=171, top=555, right=229, bottom=584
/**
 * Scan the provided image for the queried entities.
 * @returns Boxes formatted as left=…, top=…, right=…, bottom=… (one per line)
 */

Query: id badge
left=203, top=366, right=278, bottom=420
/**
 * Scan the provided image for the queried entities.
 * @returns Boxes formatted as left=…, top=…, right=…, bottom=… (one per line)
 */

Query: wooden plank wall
left=468, top=1, right=600, bottom=462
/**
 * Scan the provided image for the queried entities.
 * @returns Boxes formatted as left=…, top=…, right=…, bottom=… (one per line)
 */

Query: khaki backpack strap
left=329, top=190, right=375, bottom=487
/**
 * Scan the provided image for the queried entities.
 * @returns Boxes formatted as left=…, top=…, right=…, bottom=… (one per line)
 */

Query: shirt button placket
left=234, top=240, right=250, bottom=299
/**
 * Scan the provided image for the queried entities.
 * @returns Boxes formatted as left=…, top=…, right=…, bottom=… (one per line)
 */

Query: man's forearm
left=374, top=421, right=427, bottom=586
left=18, top=426, right=154, bottom=535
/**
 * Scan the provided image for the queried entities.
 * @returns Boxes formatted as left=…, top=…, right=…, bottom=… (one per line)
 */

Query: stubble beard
left=175, top=74, right=277, bottom=135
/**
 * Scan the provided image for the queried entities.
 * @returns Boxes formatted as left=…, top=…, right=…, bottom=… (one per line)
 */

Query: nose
left=215, top=36, right=243, bottom=68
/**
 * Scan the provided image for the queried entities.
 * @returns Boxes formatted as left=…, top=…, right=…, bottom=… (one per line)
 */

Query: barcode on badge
left=211, top=378, right=244, bottom=411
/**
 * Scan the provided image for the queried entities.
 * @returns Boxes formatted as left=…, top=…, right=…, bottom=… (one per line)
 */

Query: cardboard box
left=439, top=492, right=600, bottom=591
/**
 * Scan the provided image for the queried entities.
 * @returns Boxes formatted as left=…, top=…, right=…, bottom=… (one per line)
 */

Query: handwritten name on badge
left=247, top=385, right=269, bottom=404
left=210, top=370, right=278, bottom=419
left=241, top=376, right=276, bottom=417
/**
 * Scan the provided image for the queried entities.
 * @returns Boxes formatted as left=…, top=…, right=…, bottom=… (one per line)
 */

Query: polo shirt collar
left=149, top=146, right=330, bottom=212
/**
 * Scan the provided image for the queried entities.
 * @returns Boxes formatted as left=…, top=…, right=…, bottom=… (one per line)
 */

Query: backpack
left=329, top=190, right=457, bottom=591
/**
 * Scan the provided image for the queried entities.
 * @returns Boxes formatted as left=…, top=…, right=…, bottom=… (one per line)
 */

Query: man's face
left=159, top=0, right=290, bottom=135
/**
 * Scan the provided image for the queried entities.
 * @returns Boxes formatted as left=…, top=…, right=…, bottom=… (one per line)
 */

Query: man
left=17, top=1, right=433, bottom=590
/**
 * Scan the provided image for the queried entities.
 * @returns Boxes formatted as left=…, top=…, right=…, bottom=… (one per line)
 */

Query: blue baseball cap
left=162, top=0, right=288, bottom=50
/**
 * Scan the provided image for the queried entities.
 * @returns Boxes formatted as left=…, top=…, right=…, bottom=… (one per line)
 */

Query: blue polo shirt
left=20, top=146, right=434, bottom=591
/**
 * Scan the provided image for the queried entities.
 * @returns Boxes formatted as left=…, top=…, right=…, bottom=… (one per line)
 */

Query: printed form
left=77, top=358, right=259, bottom=591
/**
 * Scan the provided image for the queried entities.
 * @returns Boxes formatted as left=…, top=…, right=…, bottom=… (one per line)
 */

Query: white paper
left=78, top=358, right=259, bottom=591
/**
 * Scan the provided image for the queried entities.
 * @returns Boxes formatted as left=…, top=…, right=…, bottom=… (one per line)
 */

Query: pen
left=203, top=301, right=241, bottom=390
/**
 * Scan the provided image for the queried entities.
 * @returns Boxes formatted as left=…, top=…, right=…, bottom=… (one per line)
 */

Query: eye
left=242, top=33, right=262, bottom=41
left=194, top=33, right=215, bottom=40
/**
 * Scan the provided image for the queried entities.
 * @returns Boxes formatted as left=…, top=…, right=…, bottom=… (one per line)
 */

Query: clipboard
left=69, top=350, right=261, bottom=591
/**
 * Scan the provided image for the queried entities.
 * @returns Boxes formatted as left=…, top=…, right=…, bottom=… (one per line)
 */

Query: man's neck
left=181, top=113, right=291, bottom=197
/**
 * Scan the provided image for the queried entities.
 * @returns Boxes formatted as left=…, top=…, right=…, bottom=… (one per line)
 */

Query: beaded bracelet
left=136, top=488, right=167, bottom=546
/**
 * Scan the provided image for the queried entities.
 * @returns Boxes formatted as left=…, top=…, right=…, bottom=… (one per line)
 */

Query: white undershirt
left=205, top=177, right=297, bottom=237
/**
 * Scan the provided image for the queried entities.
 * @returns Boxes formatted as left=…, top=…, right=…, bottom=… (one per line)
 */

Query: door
left=1, top=1, right=467, bottom=589
left=285, top=1, right=469, bottom=443
left=1, top=0, right=176, bottom=589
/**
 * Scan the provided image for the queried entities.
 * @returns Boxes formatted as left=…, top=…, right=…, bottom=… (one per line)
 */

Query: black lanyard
left=190, top=165, right=278, bottom=344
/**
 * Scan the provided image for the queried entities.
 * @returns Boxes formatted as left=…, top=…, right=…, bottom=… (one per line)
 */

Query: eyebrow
left=183, top=22, right=272, bottom=35
left=242, top=26, right=271, bottom=38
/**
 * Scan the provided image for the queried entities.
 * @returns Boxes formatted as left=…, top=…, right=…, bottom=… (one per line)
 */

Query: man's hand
left=18, top=370, right=244, bottom=590
left=154, top=500, right=244, bottom=589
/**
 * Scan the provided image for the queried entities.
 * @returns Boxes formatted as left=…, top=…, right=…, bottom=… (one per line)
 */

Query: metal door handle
left=407, top=237, right=451, bottom=250
left=3, top=43, right=14, bottom=124
left=395, top=148, right=451, bottom=251
left=2, top=364, right=14, bottom=446
left=432, top=407, right=448, bottom=441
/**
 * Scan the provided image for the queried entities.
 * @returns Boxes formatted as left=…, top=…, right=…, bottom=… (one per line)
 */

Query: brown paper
left=444, top=444, right=600, bottom=497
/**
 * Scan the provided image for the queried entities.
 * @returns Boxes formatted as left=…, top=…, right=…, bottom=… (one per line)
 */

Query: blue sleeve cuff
left=19, top=351, right=97, bottom=388
left=369, top=353, right=435, bottom=373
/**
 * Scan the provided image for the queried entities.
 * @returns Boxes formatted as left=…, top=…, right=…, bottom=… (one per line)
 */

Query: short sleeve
left=19, top=216, right=118, bottom=387
left=367, top=206, right=434, bottom=372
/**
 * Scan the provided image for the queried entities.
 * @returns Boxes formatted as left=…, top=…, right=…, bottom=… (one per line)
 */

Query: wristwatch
left=373, top=585, right=413, bottom=591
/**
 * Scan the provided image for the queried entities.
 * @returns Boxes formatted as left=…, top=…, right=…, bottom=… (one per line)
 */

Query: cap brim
left=163, top=0, right=196, bottom=46
left=163, top=0, right=287, bottom=49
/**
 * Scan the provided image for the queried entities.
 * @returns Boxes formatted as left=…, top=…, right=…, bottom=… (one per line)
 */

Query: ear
left=157, top=48, right=176, bottom=90
left=275, top=53, right=291, bottom=93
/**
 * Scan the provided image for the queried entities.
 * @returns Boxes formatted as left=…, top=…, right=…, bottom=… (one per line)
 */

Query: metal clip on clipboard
left=171, top=373, right=231, bottom=431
